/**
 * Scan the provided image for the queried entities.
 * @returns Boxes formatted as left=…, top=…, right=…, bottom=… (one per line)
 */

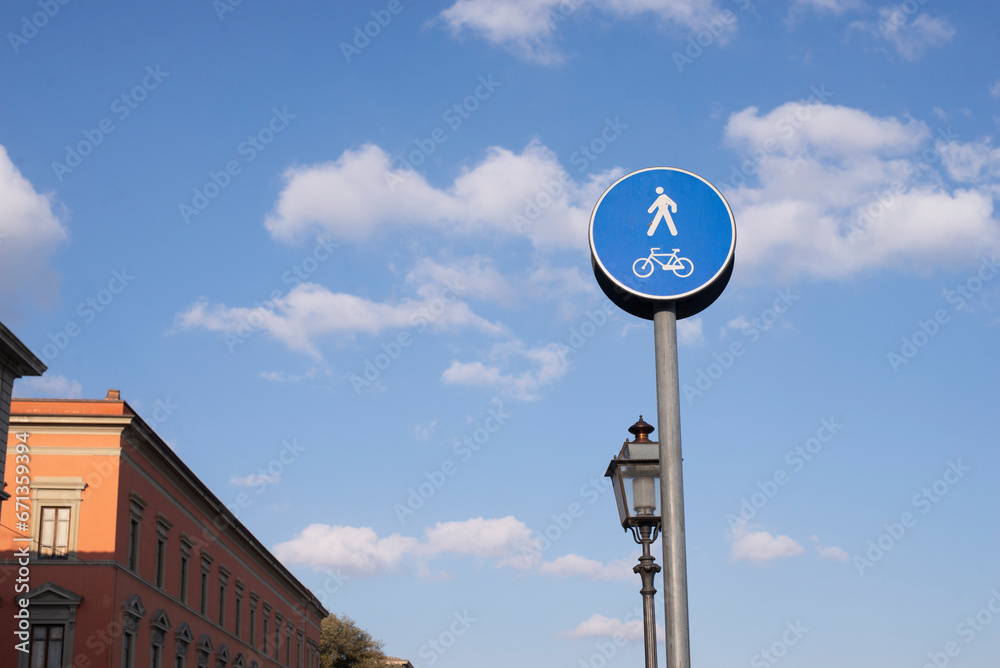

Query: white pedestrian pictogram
left=647, top=187, right=678, bottom=236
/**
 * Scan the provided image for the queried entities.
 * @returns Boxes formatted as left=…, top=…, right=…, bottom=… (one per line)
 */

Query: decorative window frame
left=262, top=603, right=271, bottom=653
left=30, top=477, right=86, bottom=559
left=15, top=582, right=83, bottom=668
left=234, top=579, right=245, bottom=638
left=155, top=514, right=172, bottom=589
left=274, top=612, right=283, bottom=659
left=179, top=534, right=193, bottom=604
left=122, top=594, right=146, bottom=668
left=196, top=634, right=213, bottom=668
left=174, top=622, right=193, bottom=668
left=217, top=565, right=230, bottom=626
left=150, top=609, right=171, bottom=668
left=127, top=492, right=147, bottom=572
left=214, top=644, right=229, bottom=668
left=248, top=592, right=259, bottom=646
left=305, top=641, right=319, bottom=668
left=199, top=550, right=213, bottom=616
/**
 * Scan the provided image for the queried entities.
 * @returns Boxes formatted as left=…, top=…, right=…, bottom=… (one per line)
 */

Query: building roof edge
left=10, top=399, right=329, bottom=618
left=0, top=321, right=47, bottom=377
left=122, top=403, right=330, bottom=618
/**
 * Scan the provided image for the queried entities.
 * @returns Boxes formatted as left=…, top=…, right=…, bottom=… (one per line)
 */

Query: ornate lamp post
left=605, top=416, right=662, bottom=668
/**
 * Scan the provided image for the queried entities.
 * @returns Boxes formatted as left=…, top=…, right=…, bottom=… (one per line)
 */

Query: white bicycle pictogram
left=632, top=248, right=694, bottom=278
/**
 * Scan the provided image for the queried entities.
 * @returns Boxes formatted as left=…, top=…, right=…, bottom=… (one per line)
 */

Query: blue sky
left=3, top=1, right=1000, bottom=666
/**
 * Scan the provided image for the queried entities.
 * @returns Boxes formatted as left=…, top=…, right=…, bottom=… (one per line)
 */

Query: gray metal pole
left=653, top=304, right=691, bottom=668
left=634, top=525, right=661, bottom=668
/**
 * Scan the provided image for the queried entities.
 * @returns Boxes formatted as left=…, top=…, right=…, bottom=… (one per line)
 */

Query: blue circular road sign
left=589, top=167, right=736, bottom=319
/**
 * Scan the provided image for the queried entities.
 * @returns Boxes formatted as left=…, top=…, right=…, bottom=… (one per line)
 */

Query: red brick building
left=0, top=391, right=328, bottom=668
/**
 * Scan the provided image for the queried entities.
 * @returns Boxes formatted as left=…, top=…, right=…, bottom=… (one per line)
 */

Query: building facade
left=0, top=391, right=328, bottom=668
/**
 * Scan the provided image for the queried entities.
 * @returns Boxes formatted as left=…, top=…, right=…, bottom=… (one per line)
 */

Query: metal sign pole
left=653, top=303, right=691, bottom=668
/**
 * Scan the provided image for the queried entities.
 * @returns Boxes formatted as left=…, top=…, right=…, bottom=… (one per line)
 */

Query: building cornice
left=0, top=322, right=46, bottom=377
left=10, top=414, right=133, bottom=436
left=14, top=446, right=122, bottom=456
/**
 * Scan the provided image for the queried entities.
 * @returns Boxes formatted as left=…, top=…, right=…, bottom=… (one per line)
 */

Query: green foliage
left=320, top=614, right=389, bottom=668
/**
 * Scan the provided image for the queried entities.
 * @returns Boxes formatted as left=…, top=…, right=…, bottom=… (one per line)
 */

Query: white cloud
left=273, top=516, right=633, bottom=581
left=230, top=472, right=281, bottom=486
left=264, top=141, right=609, bottom=252
left=567, top=613, right=665, bottom=641
left=441, top=340, right=570, bottom=401
left=413, top=419, right=438, bottom=441
left=722, top=102, right=1000, bottom=280
left=990, top=79, right=1000, bottom=99
left=866, top=7, right=955, bottom=61
left=931, top=107, right=950, bottom=122
left=727, top=315, right=749, bottom=331
left=259, top=368, right=323, bottom=383
left=438, top=0, right=570, bottom=64
left=526, top=263, right=596, bottom=299
left=416, top=562, right=455, bottom=581
left=264, top=143, right=454, bottom=242
left=789, top=0, right=864, bottom=14
left=438, top=0, right=735, bottom=64
left=247, top=141, right=613, bottom=383
left=523, top=262, right=600, bottom=320
left=619, top=321, right=646, bottom=338
left=407, top=256, right=515, bottom=305
left=13, top=375, right=82, bottom=399
left=726, top=101, right=929, bottom=158
left=407, top=255, right=595, bottom=319
left=174, top=281, right=505, bottom=359
left=816, top=544, right=850, bottom=562
left=0, top=145, right=69, bottom=313
left=567, top=613, right=644, bottom=640
left=677, top=316, right=704, bottom=346
left=602, top=0, right=735, bottom=31
left=937, top=137, right=1000, bottom=183
left=423, top=516, right=536, bottom=558
left=273, top=517, right=530, bottom=576
left=272, top=524, right=422, bottom=575
left=729, top=523, right=804, bottom=564
left=536, top=554, right=634, bottom=581
left=175, top=254, right=579, bottom=397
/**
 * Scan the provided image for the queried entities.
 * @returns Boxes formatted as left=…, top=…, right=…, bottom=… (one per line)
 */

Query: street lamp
left=605, top=416, right=661, bottom=668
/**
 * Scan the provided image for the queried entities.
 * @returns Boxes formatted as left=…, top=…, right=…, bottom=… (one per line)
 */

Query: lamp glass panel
left=611, top=467, right=628, bottom=525
left=621, top=463, right=660, bottom=518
